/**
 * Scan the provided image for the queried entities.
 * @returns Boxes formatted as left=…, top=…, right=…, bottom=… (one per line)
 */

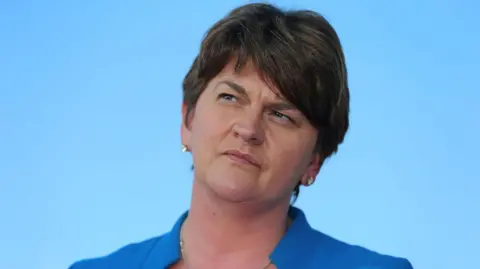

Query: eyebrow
left=217, top=80, right=248, bottom=97
left=217, top=80, right=297, bottom=111
left=269, top=102, right=296, bottom=111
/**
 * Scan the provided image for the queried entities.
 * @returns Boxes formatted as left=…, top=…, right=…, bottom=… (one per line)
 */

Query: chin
left=204, top=166, right=260, bottom=203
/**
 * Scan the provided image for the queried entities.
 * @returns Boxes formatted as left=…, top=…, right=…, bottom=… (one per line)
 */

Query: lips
left=224, top=149, right=261, bottom=168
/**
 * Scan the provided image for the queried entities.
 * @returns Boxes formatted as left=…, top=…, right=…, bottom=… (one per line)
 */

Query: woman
left=70, top=3, right=413, bottom=269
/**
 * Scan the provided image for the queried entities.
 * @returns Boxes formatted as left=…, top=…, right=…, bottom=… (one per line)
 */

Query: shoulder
left=308, top=230, right=413, bottom=269
left=68, top=235, right=163, bottom=269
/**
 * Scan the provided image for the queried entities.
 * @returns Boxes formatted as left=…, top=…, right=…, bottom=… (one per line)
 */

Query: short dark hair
left=183, top=3, right=350, bottom=201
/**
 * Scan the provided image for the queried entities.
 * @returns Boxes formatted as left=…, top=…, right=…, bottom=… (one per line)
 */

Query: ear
left=180, top=104, right=192, bottom=150
left=300, top=152, right=323, bottom=186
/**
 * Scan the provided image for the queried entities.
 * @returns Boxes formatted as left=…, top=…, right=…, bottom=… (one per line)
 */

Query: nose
left=232, top=113, right=265, bottom=146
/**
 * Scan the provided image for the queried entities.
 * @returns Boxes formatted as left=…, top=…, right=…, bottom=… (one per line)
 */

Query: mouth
left=224, top=149, right=261, bottom=168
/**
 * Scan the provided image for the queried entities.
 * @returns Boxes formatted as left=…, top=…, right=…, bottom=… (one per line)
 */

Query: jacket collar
left=142, top=206, right=318, bottom=269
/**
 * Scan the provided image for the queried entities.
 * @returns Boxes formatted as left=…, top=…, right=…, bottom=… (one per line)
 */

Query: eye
left=271, top=110, right=294, bottom=123
left=218, top=93, right=238, bottom=102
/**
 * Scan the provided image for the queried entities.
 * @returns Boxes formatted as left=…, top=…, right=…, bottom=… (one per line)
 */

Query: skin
left=173, top=60, right=322, bottom=269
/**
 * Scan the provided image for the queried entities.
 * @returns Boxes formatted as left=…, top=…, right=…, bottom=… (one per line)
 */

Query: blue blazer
left=70, top=207, right=413, bottom=269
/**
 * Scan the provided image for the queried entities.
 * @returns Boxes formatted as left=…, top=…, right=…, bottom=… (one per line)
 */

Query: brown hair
left=183, top=3, right=349, bottom=201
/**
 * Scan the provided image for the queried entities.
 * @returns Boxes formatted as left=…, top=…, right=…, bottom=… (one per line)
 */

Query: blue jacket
left=70, top=207, right=413, bottom=269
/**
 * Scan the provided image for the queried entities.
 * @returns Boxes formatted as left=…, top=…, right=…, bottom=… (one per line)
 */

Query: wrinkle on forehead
left=219, top=59, right=287, bottom=102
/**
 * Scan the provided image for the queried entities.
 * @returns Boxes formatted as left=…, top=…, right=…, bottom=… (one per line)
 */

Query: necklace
left=179, top=237, right=272, bottom=269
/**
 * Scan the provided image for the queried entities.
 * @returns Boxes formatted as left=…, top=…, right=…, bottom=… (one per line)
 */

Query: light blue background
left=1, top=1, right=478, bottom=269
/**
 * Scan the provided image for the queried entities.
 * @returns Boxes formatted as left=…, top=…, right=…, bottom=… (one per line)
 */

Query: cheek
left=272, top=147, right=307, bottom=178
left=266, top=134, right=315, bottom=185
left=191, top=105, right=227, bottom=145
left=189, top=101, right=232, bottom=167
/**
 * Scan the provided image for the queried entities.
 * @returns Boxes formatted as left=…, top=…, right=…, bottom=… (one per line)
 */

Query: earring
left=181, top=144, right=188, bottom=152
left=307, top=177, right=314, bottom=186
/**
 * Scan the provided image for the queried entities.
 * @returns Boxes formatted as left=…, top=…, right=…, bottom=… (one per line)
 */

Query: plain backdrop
left=1, top=1, right=479, bottom=269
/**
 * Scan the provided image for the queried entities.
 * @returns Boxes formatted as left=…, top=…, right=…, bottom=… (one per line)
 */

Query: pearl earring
left=181, top=144, right=187, bottom=152
left=307, top=177, right=314, bottom=186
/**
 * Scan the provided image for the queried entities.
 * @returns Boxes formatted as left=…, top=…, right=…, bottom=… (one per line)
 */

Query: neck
left=181, top=180, right=291, bottom=268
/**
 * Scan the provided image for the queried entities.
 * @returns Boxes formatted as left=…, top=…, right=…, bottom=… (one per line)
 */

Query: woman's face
left=181, top=61, right=321, bottom=204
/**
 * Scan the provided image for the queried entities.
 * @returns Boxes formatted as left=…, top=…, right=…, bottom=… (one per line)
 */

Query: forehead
left=212, top=60, right=279, bottom=95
